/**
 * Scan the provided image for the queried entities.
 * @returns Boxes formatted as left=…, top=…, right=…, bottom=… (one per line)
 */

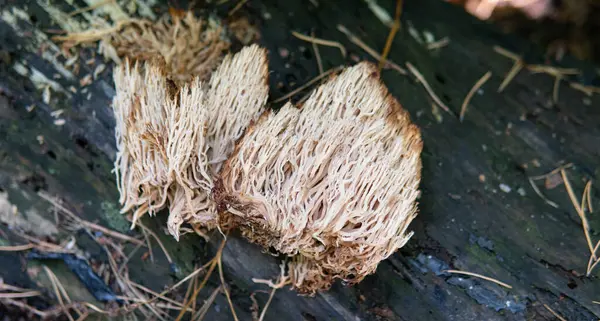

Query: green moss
left=100, top=201, right=130, bottom=233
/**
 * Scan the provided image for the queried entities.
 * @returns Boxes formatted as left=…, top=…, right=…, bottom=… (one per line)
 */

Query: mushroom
left=216, top=62, right=423, bottom=293
left=112, top=45, right=269, bottom=239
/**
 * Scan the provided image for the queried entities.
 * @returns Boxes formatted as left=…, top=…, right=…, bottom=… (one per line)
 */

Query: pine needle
left=337, top=24, right=406, bottom=74
left=291, top=31, right=347, bottom=58
left=0, top=244, right=35, bottom=251
left=273, top=66, right=344, bottom=104
left=0, top=291, right=42, bottom=298
left=444, top=269, right=512, bottom=289
left=137, top=221, right=172, bottom=264
left=311, top=30, right=324, bottom=74
left=406, top=62, right=453, bottom=115
left=543, top=303, right=567, bottom=321
left=38, top=192, right=145, bottom=246
left=493, top=46, right=523, bottom=92
left=175, top=238, right=227, bottom=321
left=193, top=286, right=221, bottom=320
left=460, top=71, right=492, bottom=122
left=43, top=265, right=75, bottom=321
left=560, top=169, right=596, bottom=261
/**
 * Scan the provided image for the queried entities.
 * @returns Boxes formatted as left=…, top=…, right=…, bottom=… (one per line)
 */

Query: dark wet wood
left=1, top=0, right=600, bottom=320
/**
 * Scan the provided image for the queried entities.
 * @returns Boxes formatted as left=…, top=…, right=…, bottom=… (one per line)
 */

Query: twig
left=272, top=66, right=343, bottom=104
left=378, top=0, right=402, bottom=71
left=0, top=244, right=35, bottom=251
left=406, top=62, right=453, bottom=115
left=443, top=269, right=512, bottom=289
left=337, top=24, right=407, bottom=74
left=291, top=31, right=347, bottom=58
left=543, top=303, right=567, bottom=321
left=311, top=30, right=324, bottom=74
left=460, top=71, right=492, bottom=122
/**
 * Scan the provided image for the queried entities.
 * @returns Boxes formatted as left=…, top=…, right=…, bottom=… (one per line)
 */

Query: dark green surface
left=1, top=0, right=600, bottom=320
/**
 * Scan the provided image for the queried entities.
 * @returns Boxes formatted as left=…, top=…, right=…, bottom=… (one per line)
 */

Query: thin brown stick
left=460, top=71, right=492, bottom=122
left=38, top=192, right=145, bottom=246
left=337, top=24, right=407, bottom=74
left=493, top=46, right=520, bottom=61
left=311, top=30, right=324, bottom=74
left=15, top=232, right=74, bottom=253
left=193, top=286, right=221, bottom=321
left=175, top=238, right=227, bottom=321
left=528, top=178, right=559, bottom=208
left=256, top=264, right=289, bottom=321
left=129, top=282, right=186, bottom=308
left=137, top=221, right=172, bottom=263
left=586, top=240, right=600, bottom=274
left=0, top=291, right=42, bottom=298
left=493, top=46, right=524, bottom=93
left=378, top=0, right=402, bottom=71
left=218, top=253, right=239, bottom=321
left=273, top=66, right=343, bottom=104
left=543, top=303, right=567, bottom=321
left=1, top=298, right=48, bottom=317
left=292, top=31, right=347, bottom=58
left=228, top=0, right=249, bottom=16
left=561, top=169, right=596, bottom=261
left=529, top=163, right=573, bottom=181
left=0, top=244, right=35, bottom=251
left=552, top=76, right=562, bottom=103
left=444, top=269, right=512, bottom=289
left=406, top=62, right=453, bottom=115
left=139, top=223, right=154, bottom=263
left=569, top=82, right=600, bottom=96
left=43, top=266, right=75, bottom=321
left=584, top=181, right=594, bottom=213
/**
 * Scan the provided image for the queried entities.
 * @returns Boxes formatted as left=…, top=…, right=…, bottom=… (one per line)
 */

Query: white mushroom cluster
left=112, top=45, right=268, bottom=240
left=113, top=45, right=422, bottom=293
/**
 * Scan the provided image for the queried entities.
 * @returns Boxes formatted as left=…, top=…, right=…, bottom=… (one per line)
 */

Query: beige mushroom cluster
left=112, top=45, right=422, bottom=293
left=113, top=45, right=268, bottom=240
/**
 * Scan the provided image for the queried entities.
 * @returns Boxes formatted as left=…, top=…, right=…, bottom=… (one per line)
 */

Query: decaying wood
left=0, top=0, right=600, bottom=320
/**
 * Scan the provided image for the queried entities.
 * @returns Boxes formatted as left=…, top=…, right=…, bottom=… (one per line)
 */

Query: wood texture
left=1, top=0, right=600, bottom=320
